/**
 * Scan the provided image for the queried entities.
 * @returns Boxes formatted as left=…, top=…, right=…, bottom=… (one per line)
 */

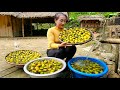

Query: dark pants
left=47, top=46, right=76, bottom=63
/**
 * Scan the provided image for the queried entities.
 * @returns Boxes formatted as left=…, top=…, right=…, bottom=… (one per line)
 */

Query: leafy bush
left=64, top=12, right=118, bottom=29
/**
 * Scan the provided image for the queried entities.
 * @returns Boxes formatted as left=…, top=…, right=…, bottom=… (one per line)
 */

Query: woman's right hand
left=59, top=42, right=67, bottom=47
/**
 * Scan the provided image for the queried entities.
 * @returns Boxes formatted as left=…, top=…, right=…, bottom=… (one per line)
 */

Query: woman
left=46, top=12, right=76, bottom=63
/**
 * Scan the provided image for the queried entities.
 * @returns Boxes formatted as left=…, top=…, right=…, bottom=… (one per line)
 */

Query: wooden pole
left=115, top=28, right=119, bottom=73
left=30, top=18, right=33, bottom=36
left=100, top=19, right=107, bottom=52
left=115, top=44, right=119, bottom=73
left=22, top=18, right=24, bottom=37
left=48, top=23, right=51, bottom=28
left=100, top=38, right=120, bottom=44
left=109, top=27, right=112, bottom=37
left=37, top=23, right=38, bottom=30
left=81, top=21, right=83, bottom=28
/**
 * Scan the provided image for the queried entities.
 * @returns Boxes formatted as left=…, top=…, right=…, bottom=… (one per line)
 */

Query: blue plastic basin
left=68, top=56, right=109, bottom=78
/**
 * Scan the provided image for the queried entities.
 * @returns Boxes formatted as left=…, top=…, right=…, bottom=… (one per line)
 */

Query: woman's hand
left=59, top=42, right=67, bottom=47
left=59, top=42, right=73, bottom=48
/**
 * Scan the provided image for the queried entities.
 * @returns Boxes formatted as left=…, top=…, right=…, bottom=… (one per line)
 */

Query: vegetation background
left=32, top=12, right=118, bottom=36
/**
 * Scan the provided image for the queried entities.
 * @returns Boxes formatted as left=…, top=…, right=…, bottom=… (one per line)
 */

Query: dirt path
left=0, top=37, right=120, bottom=78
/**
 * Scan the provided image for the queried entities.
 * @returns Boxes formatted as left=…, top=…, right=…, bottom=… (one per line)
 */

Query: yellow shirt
left=47, top=26, right=64, bottom=49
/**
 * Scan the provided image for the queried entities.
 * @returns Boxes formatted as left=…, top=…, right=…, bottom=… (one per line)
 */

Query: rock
left=100, top=53, right=115, bottom=61
left=107, top=70, right=120, bottom=78
left=93, top=33, right=100, bottom=39
left=108, top=64, right=115, bottom=71
left=82, top=46, right=93, bottom=52
left=103, top=59, right=114, bottom=65
left=107, top=64, right=120, bottom=78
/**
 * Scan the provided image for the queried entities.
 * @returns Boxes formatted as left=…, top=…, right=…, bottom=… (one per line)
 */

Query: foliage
left=64, top=12, right=118, bottom=28
left=33, top=12, right=118, bottom=30
left=68, top=12, right=118, bottom=20
left=69, top=12, right=101, bottom=20
left=32, top=12, right=118, bottom=36
left=65, top=19, right=80, bottom=29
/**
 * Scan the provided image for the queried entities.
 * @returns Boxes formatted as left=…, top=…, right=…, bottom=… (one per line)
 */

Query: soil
left=0, top=36, right=120, bottom=78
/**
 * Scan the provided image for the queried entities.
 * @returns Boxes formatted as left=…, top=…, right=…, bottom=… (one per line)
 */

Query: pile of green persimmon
left=27, top=59, right=63, bottom=74
left=5, top=50, right=41, bottom=65
left=59, top=27, right=92, bottom=44
left=71, top=60, right=104, bottom=74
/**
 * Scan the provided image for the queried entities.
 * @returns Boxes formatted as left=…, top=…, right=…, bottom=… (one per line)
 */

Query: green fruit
left=59, top=27, right=92, bottom=44
left=71, top=60, right=104, bottom=74
left=27, top=59, right=63, bottom=74
left=5, top=50, right=41, bottom=65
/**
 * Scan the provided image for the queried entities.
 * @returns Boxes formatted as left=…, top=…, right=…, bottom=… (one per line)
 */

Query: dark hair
left=54, top=12, right=68, bottom=22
